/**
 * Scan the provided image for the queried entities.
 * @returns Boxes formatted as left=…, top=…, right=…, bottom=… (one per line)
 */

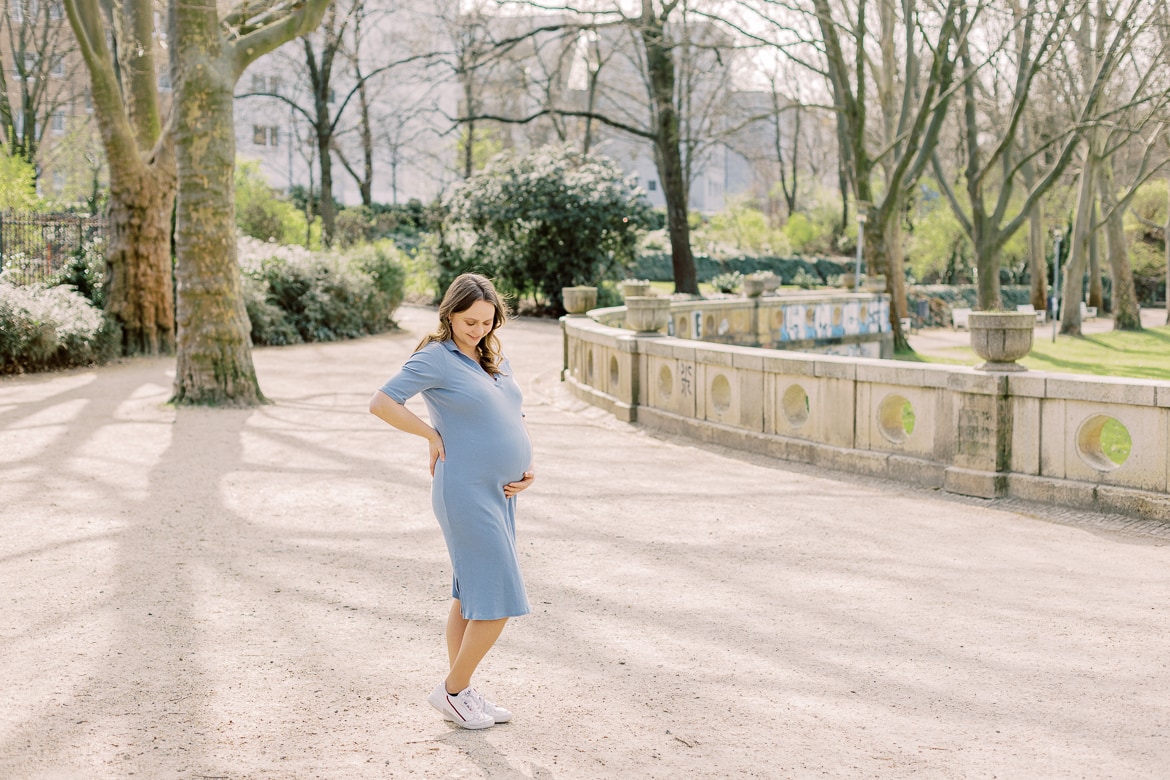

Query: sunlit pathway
left=2, top=305, right=1168, bottom=779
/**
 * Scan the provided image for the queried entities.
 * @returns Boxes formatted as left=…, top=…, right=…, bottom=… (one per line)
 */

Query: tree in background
left=63, top=0, right=176, bottom=356
left=1, top=0, right=84, bottom=166
left=771, top=0, right=967, bottom=350
left=170, top=0, right=331, bottom=405
left=0, top=148, right=39, bottom=210
left=1054, top=0, right=1166, bottom=335
left=445, top=145, right=651, bottom=312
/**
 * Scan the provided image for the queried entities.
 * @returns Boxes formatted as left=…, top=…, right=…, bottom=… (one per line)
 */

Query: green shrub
left=783, top=213, right=818, bottom=254
left=0, top=277, right=118, bottom=373
left=50, top=238, right=107, bottom=307
left=236, top=160, right=311, bottom=245
left=238, top=237, right=406, bottom=346
left=0, top=150, right=40, bottom=211
left=446, top=145, right=653, bottom=312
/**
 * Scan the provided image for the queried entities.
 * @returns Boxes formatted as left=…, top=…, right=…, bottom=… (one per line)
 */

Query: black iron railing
left=0, top=212, right=108, bottom=285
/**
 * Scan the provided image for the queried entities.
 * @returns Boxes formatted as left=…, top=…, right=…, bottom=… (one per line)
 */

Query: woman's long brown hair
left=416, top=273, right=509, bottom=375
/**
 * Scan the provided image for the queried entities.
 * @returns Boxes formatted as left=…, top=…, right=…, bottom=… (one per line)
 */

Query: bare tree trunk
left=64, top=0, right=176, bottom=357
left=1098, top=157, right=1142, bottom=330
left=106, top=167, right=176, bottom=354
left=357, top=77, right=373, bottom=207
left=1028, top=204, right=1047, bottom=310
left=318, top=130, right=336, bottom=246
left=1020, top=122, right=1048, bottom=310
left=171, top=2, right=263, bottom=405
left=1061, top=153, right=1096, bottom=336
left=1165, top=182, right=1169, bottom=325
left=1088, top=201, right=1104, bottom=311
left=639, top=2, right=697, bottom=295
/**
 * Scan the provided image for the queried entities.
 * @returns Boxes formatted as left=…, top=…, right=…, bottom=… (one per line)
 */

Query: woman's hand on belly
left=503, top=470, right=535, bottom=499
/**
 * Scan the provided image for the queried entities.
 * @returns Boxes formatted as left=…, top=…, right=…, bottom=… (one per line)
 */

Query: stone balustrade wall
left=597, top=293, right=895, bottom=357
left=562, top=311, right=1170, bottom=522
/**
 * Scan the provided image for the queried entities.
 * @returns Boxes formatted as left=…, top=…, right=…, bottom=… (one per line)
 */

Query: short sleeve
left=379, top=343, right=447, bottom=403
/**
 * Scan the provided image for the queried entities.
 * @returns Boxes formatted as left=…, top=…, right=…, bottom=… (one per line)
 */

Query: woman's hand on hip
left=503, top=470, right=535, bottom=499
left=428, top=433, right=445, bottom=476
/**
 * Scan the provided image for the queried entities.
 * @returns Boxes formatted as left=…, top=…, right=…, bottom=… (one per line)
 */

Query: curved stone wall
left=562, top=307, right=1170, bottom=522
left=597, top=293, right=894, bottom=357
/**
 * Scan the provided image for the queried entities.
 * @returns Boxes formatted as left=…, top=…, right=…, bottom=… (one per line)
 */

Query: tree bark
left=64, top=0, right=175, bottom=357
left=1028, top=203, right=1047, bottom=310
left=1098, top=157, right=1142, bottom=330
left=171, top=0, right=263, bottom=405
left=105, top=166, right=177, bottom=354
left=318, top=127, right=336, bottom=246
left=1088, top=202, right=1103, bottom=311
left=1061, top=152, right=1096, bottom=336
left=638, top=2, right=697, bottom=295
left=356, top=77, right=373, bottom=207
left=1019, top=122, right=1048, bottom=310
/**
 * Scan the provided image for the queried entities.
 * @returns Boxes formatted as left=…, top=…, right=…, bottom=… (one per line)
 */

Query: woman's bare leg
left=444, top=604, right=508, bottom=693
left=446, top=599, right=469, bottom=667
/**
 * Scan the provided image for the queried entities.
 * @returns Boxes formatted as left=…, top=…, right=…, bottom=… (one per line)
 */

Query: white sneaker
left=438, top=687, right=513, bottom=724
left=428, top=682, right=494, bottom=729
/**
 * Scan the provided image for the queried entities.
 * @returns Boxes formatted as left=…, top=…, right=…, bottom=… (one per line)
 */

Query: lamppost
left=1051, top=227, right=1063, bottom=343
left=854, top=204, right=868, bottom=287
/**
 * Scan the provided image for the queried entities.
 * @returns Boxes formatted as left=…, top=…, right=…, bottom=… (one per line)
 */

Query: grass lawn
left=901, top=324, right=1170, bottom=382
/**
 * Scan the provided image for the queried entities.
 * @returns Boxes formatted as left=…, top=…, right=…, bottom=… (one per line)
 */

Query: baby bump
left=444, top=422, right=530, bottom=484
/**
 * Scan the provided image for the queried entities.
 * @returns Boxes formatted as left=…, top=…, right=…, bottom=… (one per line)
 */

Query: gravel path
left=2, top=306, right=1168, bottom=779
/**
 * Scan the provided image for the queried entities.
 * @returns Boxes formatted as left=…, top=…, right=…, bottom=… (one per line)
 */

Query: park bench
left=1017, top=304, right=1046, bottom=324
left=1081, top=302, right=1097, bottom=320
left=951, top=307, right=971, bottom=330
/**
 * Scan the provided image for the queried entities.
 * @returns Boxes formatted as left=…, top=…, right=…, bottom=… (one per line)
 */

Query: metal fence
left=0, top=212, right=109, bottom=286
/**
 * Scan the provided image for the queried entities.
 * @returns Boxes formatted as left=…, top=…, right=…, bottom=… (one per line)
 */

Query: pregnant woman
left=369, top=274, right=535, bottom=730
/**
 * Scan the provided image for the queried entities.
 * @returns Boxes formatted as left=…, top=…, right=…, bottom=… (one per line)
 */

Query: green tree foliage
left=235, top=160, right=312, bottom=245
left=445, top=146, right=652, bottom=311
left=0, top=151, right=41, bottom=211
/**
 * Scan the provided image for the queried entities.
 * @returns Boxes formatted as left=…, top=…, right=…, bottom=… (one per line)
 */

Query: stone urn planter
left=618, top=279, right=652, bottom=299
left=624, top=296, right=671, bottom=333
left=743, top=276, right=766, bottom=298
left=862, top=274, right=887, bottom=293
left=969, top=311, right=1035, bottom=371
left=761, top=272, right=781, bottom=293
left=561, top=286, right=597, bottom=316
left=840, top=272, right=858, bottom=290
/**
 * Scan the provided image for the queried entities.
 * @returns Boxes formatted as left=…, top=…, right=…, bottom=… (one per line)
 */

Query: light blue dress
left=379, top=340, right=532, bottom=620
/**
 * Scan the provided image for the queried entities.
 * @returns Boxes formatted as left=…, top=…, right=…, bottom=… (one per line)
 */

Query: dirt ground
left=2, top=305, right=1169, bottom=779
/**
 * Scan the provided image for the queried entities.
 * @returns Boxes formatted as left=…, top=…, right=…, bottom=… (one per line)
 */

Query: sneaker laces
left=468, top=688, right=490, bottom=711
left=458, top=688, right=490, bottom=718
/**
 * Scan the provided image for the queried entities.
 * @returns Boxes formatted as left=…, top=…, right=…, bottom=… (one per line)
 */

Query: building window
left=251, top=73, right=265, bottom=92
left=50, top=2, right=63, bottom=20
left=253, top=125, right=279, bottom=146
left=12, top=1, right=23, bottom=23
left=647, top=179, right=657, bottom=191
left=51, top=112, right=65, bottom=135
left=268, top=76, right=282, bottom=95
left=52, top=170, right=66, bottom=191
left=50, top=56, right=64, bottom=78
left=84, top=89, right=93, bottom=113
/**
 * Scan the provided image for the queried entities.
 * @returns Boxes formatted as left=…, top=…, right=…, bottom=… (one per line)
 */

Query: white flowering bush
left=238, top=236, right=405, bottom=346
left=0, top=273, right=118, bottom=373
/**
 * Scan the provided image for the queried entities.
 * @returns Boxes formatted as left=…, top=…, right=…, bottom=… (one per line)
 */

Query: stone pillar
left=944, top=373, right=1012, bottom=499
